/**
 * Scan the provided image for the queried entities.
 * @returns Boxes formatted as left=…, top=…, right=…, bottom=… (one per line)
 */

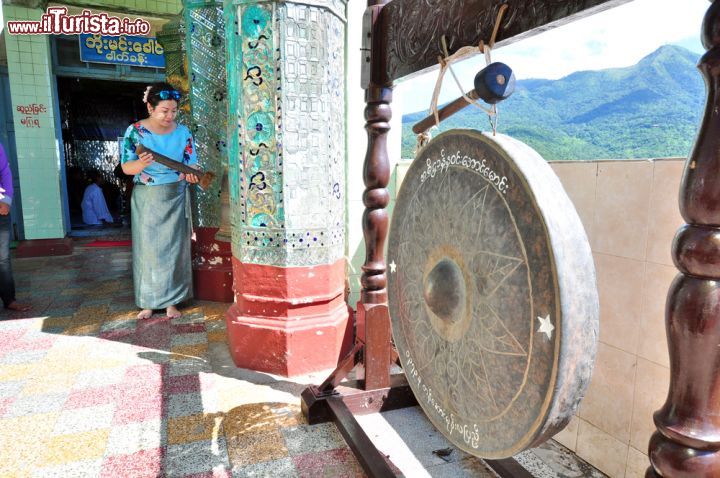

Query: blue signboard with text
left=79, top=34, right=165, bottom=68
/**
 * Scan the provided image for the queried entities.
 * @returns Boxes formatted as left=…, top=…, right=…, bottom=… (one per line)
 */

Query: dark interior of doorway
left=58, top=77, right=146, bottom=235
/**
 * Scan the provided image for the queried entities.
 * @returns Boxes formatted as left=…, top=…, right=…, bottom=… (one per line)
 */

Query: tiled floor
left=0, top=243, right=606, bottom=477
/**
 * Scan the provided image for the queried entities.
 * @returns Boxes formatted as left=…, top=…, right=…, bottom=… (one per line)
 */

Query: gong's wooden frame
left=302, top=1, right=720, bottom=476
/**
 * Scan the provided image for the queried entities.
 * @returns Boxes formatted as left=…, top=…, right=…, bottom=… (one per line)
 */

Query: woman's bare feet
left=166, top=305, right=181, bottom=319
left=5, top=301, right=31, bottom=312
left=137, top=309, right=153, bottom=320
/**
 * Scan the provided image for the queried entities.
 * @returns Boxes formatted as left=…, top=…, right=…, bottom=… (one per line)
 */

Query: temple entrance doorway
left=57, top=77, right=145, bottom=236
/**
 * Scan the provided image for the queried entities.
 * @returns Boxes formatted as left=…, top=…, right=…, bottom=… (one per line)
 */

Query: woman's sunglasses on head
left=157, top=90, right=181, bottom=101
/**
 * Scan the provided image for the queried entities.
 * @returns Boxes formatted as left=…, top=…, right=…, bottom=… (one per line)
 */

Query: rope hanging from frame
left=417, top=4, right=509, bottom=152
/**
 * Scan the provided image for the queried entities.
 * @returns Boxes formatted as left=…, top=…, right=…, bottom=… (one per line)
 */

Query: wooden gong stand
left=302, top=1, right=719, bottom=476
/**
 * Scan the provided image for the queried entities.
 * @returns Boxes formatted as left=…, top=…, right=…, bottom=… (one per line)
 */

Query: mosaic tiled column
left=184, top=0, right=233, bottom=302
left=223, top=0, right=350, bottom=376
left=157, top=15, right=190, bottom=123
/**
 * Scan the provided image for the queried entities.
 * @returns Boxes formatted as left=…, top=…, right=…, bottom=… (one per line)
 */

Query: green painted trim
left=54, top=0, right=182, bottom=18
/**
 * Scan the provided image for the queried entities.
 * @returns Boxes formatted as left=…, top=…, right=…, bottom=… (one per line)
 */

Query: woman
left=121, top=82, right=199, bottom=319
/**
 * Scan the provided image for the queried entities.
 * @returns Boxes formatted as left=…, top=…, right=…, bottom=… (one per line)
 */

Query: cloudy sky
left=398, top=0, right=710, bottom=114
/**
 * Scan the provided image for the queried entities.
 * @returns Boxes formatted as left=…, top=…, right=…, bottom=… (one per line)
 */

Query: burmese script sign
left=387, top=130, right=599, bottom=458
left=79, top=34, right=165, bottom=68
left=16, top=103, right=46, bottom=128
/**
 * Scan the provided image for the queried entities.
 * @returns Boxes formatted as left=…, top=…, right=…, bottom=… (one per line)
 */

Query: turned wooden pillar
left=356, top=0, right=394, bottom=390
left=358, top=85, right=393, bottom=389
left=360, top=87, right=392, bottom=306
left=647, top=2, right=720, bottom=476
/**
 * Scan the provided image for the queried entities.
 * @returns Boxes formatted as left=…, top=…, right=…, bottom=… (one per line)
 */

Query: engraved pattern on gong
left=396, top=164, right=532, bottom=422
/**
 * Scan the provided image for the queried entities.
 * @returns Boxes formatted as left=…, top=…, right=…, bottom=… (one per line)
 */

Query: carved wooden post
left=359, top=85, right=393, bottom=389
left=647, top=2, right=720, bottom=476
left=360, top=92, right=392, bottom=306
left=358, top=0, right=394, bottom=390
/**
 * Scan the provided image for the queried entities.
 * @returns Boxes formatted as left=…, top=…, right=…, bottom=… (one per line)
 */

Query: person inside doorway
left=81, top=170, right=115, bottom=226
left=0, top=142, right=31, bottom=313
left=121, top=82, right=199, bottom=320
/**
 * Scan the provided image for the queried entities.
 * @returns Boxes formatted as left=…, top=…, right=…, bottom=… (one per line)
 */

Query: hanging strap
left=426, top=4, right=508, bottom=138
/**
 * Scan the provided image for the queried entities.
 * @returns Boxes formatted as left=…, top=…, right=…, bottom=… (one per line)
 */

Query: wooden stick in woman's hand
left=135, top=144, right=216, bottom=190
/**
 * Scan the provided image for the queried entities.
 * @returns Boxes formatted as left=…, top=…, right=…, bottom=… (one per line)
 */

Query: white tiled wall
left=550, top=158, right=683, bottom=478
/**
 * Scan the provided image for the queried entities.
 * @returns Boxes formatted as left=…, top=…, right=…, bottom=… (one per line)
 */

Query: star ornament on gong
left=537, top=314, right=554, bottom=340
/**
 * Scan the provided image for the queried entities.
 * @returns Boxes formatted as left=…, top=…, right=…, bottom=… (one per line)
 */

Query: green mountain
left=401, top=45, right=705, bottom=160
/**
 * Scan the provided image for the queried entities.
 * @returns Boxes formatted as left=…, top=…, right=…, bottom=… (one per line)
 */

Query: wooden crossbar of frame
left=366, top=0, right=633, bottom=86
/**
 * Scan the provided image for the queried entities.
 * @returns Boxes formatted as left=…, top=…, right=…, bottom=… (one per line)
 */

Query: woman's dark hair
left=145, top=82, right=181, bottom=107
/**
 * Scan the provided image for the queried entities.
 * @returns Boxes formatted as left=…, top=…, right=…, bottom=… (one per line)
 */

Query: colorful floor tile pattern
left=0, top=243, right=607, bottom=478
left=0, top=245, right=366, bottom=478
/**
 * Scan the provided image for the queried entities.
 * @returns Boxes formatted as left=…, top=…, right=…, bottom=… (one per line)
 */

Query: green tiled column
left=224, top=0, right=348, bottom=266
left=222, top=0, right=351, bottom=376
left=157, top=15, right=190, bottom=123
left=184, top=0, right=226, bottom=227
left=2, top=5, right=66, bottom=239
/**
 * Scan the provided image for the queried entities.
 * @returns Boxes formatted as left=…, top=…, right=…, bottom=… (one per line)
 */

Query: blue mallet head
left=474, top=62, right=516, bottom=104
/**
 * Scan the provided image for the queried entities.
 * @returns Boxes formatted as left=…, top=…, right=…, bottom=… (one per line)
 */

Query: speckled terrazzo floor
left=0, top=244, right=606, bottom=477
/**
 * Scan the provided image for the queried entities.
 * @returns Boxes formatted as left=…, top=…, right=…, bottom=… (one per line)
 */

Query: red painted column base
left=225, top=257, right=352, bottom=377
left=16, top=238, right=73, bottom=258
left=192, top=227, right=233, bottom=303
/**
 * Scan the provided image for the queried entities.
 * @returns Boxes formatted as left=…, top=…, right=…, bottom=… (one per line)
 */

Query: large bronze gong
left=388, top=129, right=598, bottom=459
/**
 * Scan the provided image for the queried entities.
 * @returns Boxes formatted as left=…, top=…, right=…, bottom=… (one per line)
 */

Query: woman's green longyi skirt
left=131, top=181, right=193, bottom=309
